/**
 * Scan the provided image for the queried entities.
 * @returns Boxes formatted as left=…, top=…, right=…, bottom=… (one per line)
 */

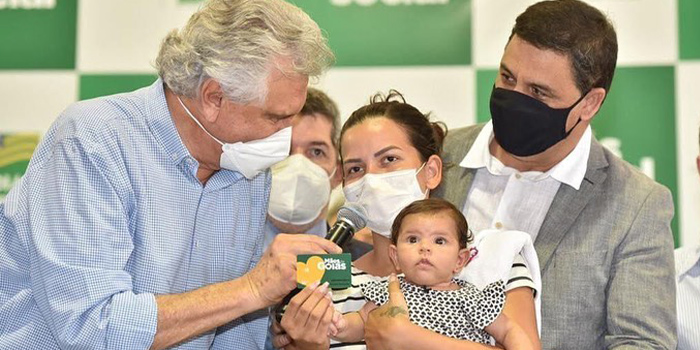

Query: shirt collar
left=144, top=78, right=191, bottom=166
left=459, top=120, right=591, bottom=190
left=676, top=245, right=700, bottom=277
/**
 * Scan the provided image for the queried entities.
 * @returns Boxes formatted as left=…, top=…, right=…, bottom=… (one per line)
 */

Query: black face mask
left=489, top=86, right=587, bottom=157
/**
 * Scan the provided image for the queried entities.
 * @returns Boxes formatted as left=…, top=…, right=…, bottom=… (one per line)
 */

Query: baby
left=331, top=198, right=533, bottom=349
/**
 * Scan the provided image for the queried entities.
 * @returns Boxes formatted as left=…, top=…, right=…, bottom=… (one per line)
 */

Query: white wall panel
left=0, top=72, right=77, bottom=134
left=77, top=0, right=199, bottom=72
left=312, top=66, right=475, bottom=129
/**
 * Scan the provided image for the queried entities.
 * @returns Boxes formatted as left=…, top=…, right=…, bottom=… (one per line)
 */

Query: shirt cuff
left=105, top=291, right=158, bottom=349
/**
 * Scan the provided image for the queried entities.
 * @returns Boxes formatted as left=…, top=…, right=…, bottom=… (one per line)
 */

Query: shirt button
left=495, top=222, right=503, bottom=229
left=515, top=173, right=522, bottom=179
left=194, top=240, right=199, bottom=248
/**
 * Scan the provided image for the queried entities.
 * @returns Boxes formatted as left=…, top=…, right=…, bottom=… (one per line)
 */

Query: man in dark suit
left=433, top=0, right=677, bottom=349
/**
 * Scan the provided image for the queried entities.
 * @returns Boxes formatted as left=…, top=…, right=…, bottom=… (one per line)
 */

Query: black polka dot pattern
left=361, top=276, right=506, bottom=343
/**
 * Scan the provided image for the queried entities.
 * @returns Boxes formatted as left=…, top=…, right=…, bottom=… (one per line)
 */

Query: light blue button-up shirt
left=0, top=80, right=270, bottom=349
left=676, top=245, right=700, bottom=350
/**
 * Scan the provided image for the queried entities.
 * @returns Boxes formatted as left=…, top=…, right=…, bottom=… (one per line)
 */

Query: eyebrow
left=374, top=145, right=400, bottom=158
left=400, top=229, right=454, bottom=238
left=500, top=63, right=556, bottom=97
left=500, top=63, right=514, bottom=79
left=308, top=141, right=330, bottom=149
left=343, top=145, right=401, bottom=165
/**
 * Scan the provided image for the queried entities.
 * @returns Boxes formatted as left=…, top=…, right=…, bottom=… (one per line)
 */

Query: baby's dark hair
left=391, top=198, right=472, bottom=249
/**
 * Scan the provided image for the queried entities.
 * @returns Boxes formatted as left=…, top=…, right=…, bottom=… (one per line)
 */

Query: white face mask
left=177, top=96, right=291, bottom=179
left=268, top=154, right=335, bottom=225
left=343, top=164, right=427, bottom=238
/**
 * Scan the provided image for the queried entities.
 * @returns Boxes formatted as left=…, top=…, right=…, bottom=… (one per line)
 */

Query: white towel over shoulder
left=456, top=229, right=542, bottom=334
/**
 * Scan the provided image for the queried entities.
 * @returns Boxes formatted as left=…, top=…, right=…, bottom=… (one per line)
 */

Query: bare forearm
left=150, top=275, right=262, bottom=349
left=333, top=312, right=365, bottom=343
left=501, top=287, right=541, bottom=350
left=391, top=321, right=499, bottom=350
left=486, top=314, right=534, bottom=350
left=500, top=328, right=534, bottom=350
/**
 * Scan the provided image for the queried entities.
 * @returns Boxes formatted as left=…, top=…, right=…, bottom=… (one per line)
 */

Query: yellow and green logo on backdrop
left=0, top=134, right=39, bottom=198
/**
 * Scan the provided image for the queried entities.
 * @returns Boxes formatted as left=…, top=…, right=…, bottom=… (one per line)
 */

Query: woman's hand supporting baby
left=362, top=274, right=412, bottom=350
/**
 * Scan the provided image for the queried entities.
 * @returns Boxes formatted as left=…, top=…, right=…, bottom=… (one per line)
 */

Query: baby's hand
left=329, top=309, right=346, bottom=337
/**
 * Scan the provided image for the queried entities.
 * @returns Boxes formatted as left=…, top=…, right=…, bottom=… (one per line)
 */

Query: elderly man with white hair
left=0, top=1, right=336, bottom=349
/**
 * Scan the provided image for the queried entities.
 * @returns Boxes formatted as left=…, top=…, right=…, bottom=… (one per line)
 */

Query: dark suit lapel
left=534, top=140, right=609, bottom=271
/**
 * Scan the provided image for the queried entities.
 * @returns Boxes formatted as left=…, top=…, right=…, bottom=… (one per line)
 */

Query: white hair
left=155, top=0, right=334, bottom=104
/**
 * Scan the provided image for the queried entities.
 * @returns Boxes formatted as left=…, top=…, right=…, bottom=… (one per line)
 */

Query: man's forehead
left=293, top=113, right=334, bottom=144
left=263, top=68, right=309, bottom=114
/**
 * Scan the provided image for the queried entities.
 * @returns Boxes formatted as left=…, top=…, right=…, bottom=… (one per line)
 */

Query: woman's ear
left=388, top=244, right=401, bottom=272
left=198, top=78, right=225, bottom=123
left=424, top=154, right=443, bottom=191
left=453, top=248, right=470, bottom=274
left=579, top=87, right=606, bottom=122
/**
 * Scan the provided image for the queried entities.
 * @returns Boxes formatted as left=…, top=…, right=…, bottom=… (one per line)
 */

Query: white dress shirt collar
left=459, top=121, right=592, bottom=190
left=676, top=245, right=700, bottom=277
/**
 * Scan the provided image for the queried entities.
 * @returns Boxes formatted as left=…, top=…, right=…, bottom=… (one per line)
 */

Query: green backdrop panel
left=593, top=66, right=678, bottom=245
left=292, top=0, right=471, bottom=66
left=0, top=0, right=77, bottom=69
left=79, top=74, right=158, bottom=100
left=476, top=69, right=498, bottom=123
left=679, top=0, right=700, bottom=60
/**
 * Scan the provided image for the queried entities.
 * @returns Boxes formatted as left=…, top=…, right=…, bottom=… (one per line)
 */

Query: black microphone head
left=336, top=203, right=367, bottom=232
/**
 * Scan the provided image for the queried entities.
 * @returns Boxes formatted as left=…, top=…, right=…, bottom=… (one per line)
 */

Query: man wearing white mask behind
left=0, top=1, right=339, bottom=350
left=265, top=88, right=372, bottom=260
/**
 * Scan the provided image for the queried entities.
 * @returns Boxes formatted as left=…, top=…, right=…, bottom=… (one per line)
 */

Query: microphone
left=325, top=203, right=368, bottom=247
left=274, top=203, right=367, bottom=323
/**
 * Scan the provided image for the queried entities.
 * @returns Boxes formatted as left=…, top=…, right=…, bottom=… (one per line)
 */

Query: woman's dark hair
left=391, top=198, right=472, bottom=249
left=339, top=90, right=446, bottom=163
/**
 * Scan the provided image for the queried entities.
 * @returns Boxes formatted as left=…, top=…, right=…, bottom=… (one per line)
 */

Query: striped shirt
left=675, top=245, right=700, bottom=350
left=328, top=263, right=533, bottom=350
left=0, top=80, right=270, bottom=349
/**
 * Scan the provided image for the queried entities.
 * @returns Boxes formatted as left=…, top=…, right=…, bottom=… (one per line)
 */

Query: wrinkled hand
left=245, top=234, right=340, bottom=309
left=275, top=281, right=335, bottom=350
left=364, top=274, right=410, bottom=350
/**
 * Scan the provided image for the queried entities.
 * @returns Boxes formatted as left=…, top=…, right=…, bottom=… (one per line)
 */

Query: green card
left=297, top=253, right=352, bottom=289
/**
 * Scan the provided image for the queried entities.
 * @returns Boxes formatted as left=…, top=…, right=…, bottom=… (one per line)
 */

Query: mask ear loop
left=415, top=162, right=430, bottom=197
left=415, top=162, right=427, bottom=175
left=177, top=96, right=224, bottom=146
left=564, top=90, right=591, bottom=137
